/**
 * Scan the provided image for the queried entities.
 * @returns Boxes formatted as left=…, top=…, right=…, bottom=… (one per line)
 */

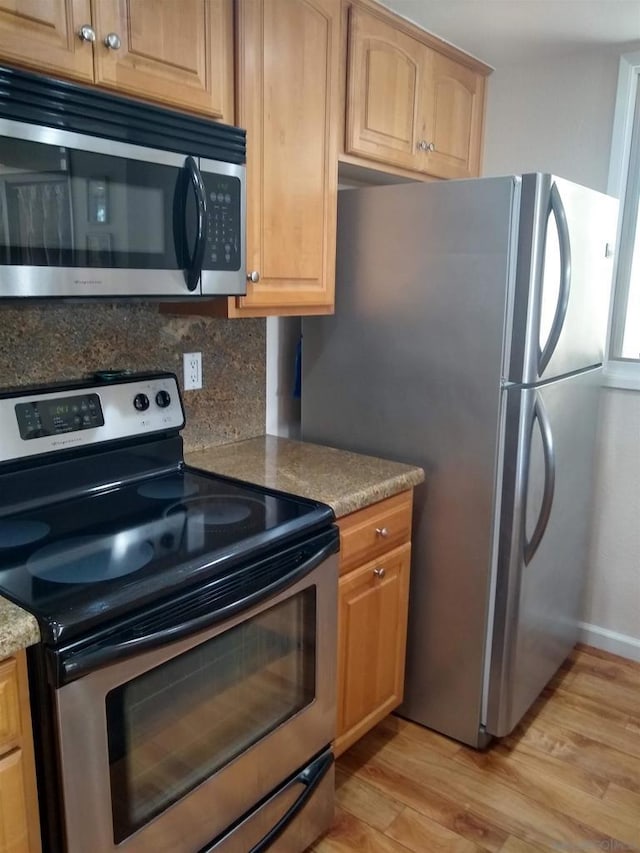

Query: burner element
left=165, top=496, right=262, bottom=528
left=137, top=477, right=200, bottom=501
left=27, top=534, right=153, bottom=584
left=0, top=520, right=50, bottom=548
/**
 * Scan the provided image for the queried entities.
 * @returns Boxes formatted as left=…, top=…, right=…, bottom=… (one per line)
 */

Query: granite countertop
left=1, top=436, right=424, bottom=658
left=0, top=598, right=39, bottom=659
left=185, top=435, right=425, bottom=518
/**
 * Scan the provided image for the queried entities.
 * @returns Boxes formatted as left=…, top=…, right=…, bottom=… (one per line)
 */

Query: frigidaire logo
left=52, top=436, right=84, bottom=448
left=73, top=279, right=103, bottom=286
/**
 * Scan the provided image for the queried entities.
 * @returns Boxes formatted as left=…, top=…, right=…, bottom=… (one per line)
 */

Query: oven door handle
left=203, top=750, right=334, bottom=853
left=249, top=751, right=333, bottom=853
left=55, top=530, right=338, bottom=684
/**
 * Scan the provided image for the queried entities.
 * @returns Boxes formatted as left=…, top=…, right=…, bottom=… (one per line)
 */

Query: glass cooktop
left=0, top=466, right=333, bottom=644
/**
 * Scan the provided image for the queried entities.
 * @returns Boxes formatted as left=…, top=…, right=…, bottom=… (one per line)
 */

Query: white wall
left=582, top=389, right=640, bottom=659
left=265, top=317, right=301, bottom=439
left=484, top=44, right=640, bottom=660
left=483, top=48, right=620, bottom=191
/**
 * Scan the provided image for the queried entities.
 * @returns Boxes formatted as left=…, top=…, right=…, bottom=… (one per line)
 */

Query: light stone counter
left=0, top=598, right=39, bottom=659
left=186, top=435, right=425, bottom=518
left=1, top=436, right=424, bottom=656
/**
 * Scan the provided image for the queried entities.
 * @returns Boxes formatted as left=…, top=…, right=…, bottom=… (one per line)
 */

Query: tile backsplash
left=0, top=303, right=265, bottom=452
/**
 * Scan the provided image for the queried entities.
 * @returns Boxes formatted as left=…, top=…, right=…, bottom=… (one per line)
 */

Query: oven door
left=53, top=540, right=337, bottom=853
left=0, top=118, right=245, bottom=298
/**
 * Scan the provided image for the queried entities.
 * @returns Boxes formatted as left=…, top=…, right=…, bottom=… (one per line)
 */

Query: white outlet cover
left=183, top=352, right=202, bottom=390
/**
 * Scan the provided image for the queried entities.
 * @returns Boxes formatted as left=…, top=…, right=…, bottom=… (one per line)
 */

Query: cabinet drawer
left=337, top=490, right=413, bottom=575
left=0, top=659, right=20, bottom=754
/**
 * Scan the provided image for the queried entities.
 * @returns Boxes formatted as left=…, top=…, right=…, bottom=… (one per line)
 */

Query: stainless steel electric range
left=0, top=371, right=339, bottom=853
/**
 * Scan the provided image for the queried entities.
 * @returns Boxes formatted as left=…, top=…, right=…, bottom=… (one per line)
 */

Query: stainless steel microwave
left=0, top=66, right=246, bottom=299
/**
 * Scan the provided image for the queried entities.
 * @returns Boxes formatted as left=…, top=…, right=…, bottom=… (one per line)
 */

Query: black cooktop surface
left=0, top=466, right=334, bottom=644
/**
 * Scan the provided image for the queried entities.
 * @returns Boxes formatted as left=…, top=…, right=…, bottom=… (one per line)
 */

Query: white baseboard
left=578, top=621, right=640, bottom=662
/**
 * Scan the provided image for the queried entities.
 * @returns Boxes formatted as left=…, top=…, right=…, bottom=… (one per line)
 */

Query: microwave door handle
left=184, top=156, right=207, bottom=292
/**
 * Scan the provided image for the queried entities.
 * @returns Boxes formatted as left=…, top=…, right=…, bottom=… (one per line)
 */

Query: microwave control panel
left=202, top=174, right=242, bottom=271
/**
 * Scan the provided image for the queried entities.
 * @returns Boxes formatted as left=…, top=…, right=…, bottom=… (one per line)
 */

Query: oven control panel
left=0, top=373, right=184, bottom=463
left=15, top=393, right=105, bottom=440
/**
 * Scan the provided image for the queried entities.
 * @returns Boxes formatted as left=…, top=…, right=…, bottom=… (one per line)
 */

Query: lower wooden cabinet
left=0, top=652, right=41, bottom=853
left=335, top=491, right=413, bottom=757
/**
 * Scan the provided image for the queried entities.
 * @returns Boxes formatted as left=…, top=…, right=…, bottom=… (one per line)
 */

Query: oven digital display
left=15, top=394, right=104, bottom=440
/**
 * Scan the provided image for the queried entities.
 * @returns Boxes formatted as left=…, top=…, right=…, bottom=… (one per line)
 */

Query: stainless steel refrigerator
left=302, top=174, right=618, bottom=747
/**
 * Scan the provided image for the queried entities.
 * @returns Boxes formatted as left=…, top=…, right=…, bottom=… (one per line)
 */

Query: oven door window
left=105, top=589, right=316, bottom=844
left=0, top=136, right=185, bottom=270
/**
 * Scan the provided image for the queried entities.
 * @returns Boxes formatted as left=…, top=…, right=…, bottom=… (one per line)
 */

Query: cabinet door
left=335, top=542, right=411, bottom=757
left=345, top=7, right=424, bottom=172
left=0, top=750, right=30, bottom=853
left=92, top=0, right=234, bottom=120
left=422, top=50, right=486, bottom=179
left=232, top=0, right=340, bottom=316
left=0, top=0, right=93, bottom=81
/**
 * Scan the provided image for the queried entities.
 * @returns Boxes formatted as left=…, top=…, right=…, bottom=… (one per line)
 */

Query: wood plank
left=310, top=645, right=640, bottom=853
left=346, top=728, right=633, bottom=852
left=451, top=746, right=640, bottom=849
left=334, top=767, right=404, bottom=832
left=385, top=806, right=486, bottom=853
left=505, top=718, right=640, bottom=794
left=376, top=715, right=462, bottom=758
left=310, top=806, right=415, bottom=852
left=603, top=782, right=640, bottom=813
left=498, top=837, right=557, bottom=853
left=561, top=671, right=640, bottom=720
left=339, top=748, right=510, bottom=852
left=526, top=685, right=640, bottom=758
left=454, top=738, right=610, bottom=800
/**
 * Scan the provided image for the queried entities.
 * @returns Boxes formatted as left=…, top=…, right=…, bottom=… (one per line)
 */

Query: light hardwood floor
left=310, top=644, right=640, bottom=852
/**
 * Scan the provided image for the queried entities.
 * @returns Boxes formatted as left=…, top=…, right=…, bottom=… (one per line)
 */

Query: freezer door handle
left=538, top=182, right=572, bottom=375
left=524, top=394, right=555, bottom=565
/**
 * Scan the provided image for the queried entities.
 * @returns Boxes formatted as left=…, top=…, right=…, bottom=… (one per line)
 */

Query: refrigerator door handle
left=524, top=394, right=555, bottom=565
left=538, top=182, right=572, bottom=376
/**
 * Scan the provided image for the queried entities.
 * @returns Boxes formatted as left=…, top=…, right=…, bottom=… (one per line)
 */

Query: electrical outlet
left=183, top=352, right=202, bottom=390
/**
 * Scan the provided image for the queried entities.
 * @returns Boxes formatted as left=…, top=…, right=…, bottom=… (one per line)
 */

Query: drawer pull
left=375, top=527, right=389, bottom=538
left=373, top=567, right=386, bottom=579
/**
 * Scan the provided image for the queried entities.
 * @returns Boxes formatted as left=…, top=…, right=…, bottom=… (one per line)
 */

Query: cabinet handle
left=426, top=141, right=436, bottom=152
left=417, top=140, right=426, bottom=151
left=375, top=527, right=389, bottom=538
left=374, top=567, right=386, bottom=579
left=78, top=25, right=96, bottom=42
left=104, top=32, right=122, bottom=50
left=417, top=140, right=436, bottom=153
left=247, top=271, right=260, bottom=283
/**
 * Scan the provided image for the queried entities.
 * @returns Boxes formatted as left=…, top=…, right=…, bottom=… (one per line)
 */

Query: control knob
left=155, top=390, right=171, bottom=408
left=133, top=393, right=150, bottom=412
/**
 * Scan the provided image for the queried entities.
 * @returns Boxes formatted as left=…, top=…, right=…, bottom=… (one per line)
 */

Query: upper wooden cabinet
left=92, top=0, right=233, bottom=120
left=230, top=0, right=340, bottom=317
left=0, top=0, right=234, bottom=121
left=0, top=0, right=94, bottom=82
left=344, top=5, right=490, bottom=180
